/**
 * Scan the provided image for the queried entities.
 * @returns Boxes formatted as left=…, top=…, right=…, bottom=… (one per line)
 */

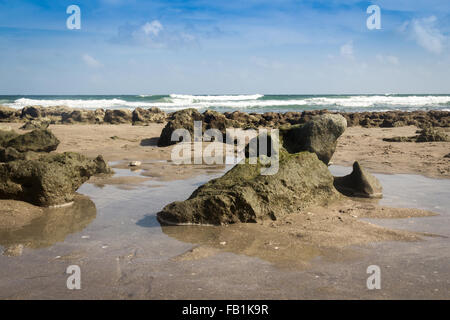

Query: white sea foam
left=5, top=95, right=450, bottom=112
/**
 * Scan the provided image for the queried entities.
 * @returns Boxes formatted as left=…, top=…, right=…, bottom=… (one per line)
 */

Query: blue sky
left=0, top=0, right=449, bottom=94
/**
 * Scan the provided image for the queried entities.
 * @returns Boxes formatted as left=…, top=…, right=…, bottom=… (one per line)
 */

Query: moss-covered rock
left=158, top=108, right=204, bottom=146
left=5, top=129, right=59, bottom=152
left=158, top=151, right=341, bottom=225
left=0, top=152, right=111, bottom=206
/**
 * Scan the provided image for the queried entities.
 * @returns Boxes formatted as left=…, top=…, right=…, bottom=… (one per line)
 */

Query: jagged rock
left=20, top=118, right=51, bottom=130
left=4, top=129, right=59, bottom=153
left=280, top=114, right=347, bottom=164
left=333, top=161, right=382, bottom=198
left=158, top=108, right=204, bottom=147
left=104, top=109, right=132, bottom=124
left=0, top=152, right=111, bottom=206
left=158, top=151, right=340, bottom=225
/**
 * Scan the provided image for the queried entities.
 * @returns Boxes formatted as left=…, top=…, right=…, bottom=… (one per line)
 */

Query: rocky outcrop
left=157, top=114, right=347, bottom=225
left=158, top=151, right=341, bottom=225
left=333, top=161, right=382, bottom=198
left=132, top=107, right=167, bottom=125
left=0, top=152, right=111, bottom=206
left=4, top=129, right=60, bottom=153
left=158, top=108, right=204, bottom=147
left=280, top=114, right=347, bottom=164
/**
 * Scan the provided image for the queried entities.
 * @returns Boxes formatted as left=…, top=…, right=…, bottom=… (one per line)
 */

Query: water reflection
left=0, top=195, right=96, bottom=255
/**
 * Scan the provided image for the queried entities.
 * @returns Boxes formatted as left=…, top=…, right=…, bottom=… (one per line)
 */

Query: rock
left=0, top=147, right=24, bottom=162
left=104, top=109, right=132, bottom=124
left=415, top=127, right=449, bottom=142
left=5, top=129, right=60, bottom=153
left=158, top=108, right=203, bottom=147
left=333, top=161, right=382, bottom=198
left=383, top=127, right=449, bottom=143
left=20, top=117, right=51, bottom=130
left=0, top=106, right=19, bottom=122
left=0, top=152, right=111, bottom=206
left=0, top=129, right=19, bottom=146
left=280, top=114, right=347, bottom=164
left=129, top=161, right=142, bottom=167
left=444, top=153, right=450, bottom=158
left=158, top=151, right=340, bottom=225
left=21, top=106, right=43, bottom=119
left=2, top=244, right=24, bottom=256
left=132, top=107, right=167, bottom=125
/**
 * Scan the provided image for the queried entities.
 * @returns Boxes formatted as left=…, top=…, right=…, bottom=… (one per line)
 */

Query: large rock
left=333, top=161, right=382, bottom=198
left=0, top=152, right=111, bottom=206
left=4, top=129, right=59, bottom=153
left=280, top=114, right=347, bottom=164
left=158, top=108, right=203, bottom=147
left=158, top=152, right=340, bottom=225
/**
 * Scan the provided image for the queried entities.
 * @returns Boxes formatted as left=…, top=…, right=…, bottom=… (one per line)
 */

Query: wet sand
left=0, top=122, right=449, bottom=299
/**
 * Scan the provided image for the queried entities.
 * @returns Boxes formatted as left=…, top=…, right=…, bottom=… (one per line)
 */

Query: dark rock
left=280, top=114, right=347, bottom=164
left=0, top=130, right=19, bottom=146
left=21, top=106, right=42, bottom=119
left=0, top=152, right=111, bottom=206
left=5, top=129, right=60, bottom=153
left=333, top=161, right=382, bottom=198
left=158, top=108, right=203, bottom=147
left=444, top=153, right=450, bottom=158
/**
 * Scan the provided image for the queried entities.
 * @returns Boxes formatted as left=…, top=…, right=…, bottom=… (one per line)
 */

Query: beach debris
left=129, top=161, right=142, bottom=167
left=0, top=152, right=110, bottom=206
left=333, top=161, right=383, bottom=198
left=157, top=114, right=346, bottom=225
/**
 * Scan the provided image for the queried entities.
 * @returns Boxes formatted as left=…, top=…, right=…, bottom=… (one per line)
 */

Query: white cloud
left=82, top=54, right=102, bottom=68
left=376, top=54, right=399, bottom=65
left=142, top=20, right=163, bottom=37
left=402, top=16, right=446, bottom=54
left=340, top=41, right=354, bottom=59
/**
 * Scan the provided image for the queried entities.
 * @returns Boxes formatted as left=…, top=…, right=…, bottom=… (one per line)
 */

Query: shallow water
left=0, top=164, right=448, bottom=299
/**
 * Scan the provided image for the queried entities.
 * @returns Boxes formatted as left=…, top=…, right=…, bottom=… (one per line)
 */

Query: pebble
left=129, top=161, right=142, bottom=167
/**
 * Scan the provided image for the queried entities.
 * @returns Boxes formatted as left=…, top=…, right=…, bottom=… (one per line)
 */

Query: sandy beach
left=1, top=118, right=449, bottom=299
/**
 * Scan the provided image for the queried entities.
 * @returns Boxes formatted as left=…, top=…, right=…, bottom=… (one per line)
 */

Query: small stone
left=129, top=161, right=142, bottom=167
left=219, top=241, right=227, bottom=246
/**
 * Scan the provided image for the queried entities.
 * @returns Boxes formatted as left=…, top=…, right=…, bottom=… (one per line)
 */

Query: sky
left=0, top=0, right=449, bottom=94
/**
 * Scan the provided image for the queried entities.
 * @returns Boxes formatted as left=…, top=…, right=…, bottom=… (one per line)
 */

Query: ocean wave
left=4, top=95, right=450, bottom=112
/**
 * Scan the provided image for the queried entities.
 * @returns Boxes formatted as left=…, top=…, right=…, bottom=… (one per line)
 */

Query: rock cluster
left=1, top=106, right=448, bottom=129
left=0, top=129, right=110, bottom=206
left=157, top=114, right=383, bottom=225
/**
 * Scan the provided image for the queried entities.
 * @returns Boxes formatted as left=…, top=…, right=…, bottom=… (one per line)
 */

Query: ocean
left=1, top=94, right=450, bottom=113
